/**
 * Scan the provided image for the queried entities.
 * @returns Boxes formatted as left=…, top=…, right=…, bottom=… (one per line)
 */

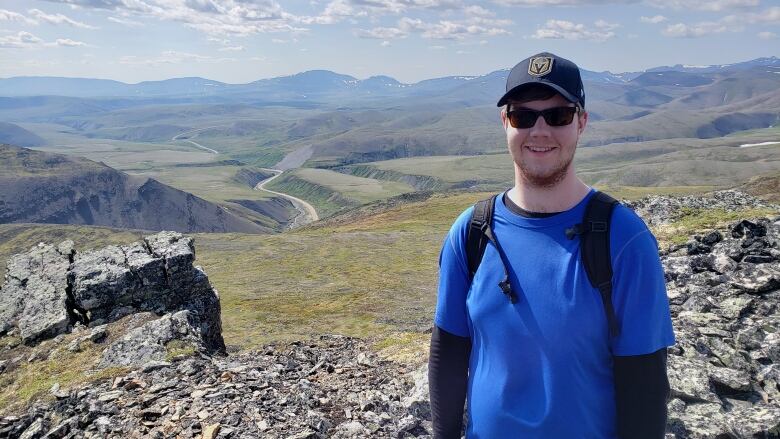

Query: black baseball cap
left=497, top=52, right=585, bottom=108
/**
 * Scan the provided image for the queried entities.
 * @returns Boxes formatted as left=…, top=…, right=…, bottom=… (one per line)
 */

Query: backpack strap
left=579, top=191, right=621, bottom=337
left=466, top=195, right=495, bottom=277
left=466, top=194, right=518, bottom=303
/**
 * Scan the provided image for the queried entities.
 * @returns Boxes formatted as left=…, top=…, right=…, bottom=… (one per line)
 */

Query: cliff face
left=0, top=144, right=269, bottom=234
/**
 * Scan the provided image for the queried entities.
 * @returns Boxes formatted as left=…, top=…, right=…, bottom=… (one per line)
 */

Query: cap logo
left=528, top=56, right=553, bottom=77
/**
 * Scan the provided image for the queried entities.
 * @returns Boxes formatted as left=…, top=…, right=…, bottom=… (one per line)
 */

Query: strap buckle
left=590, top=221, right=607, bottom=233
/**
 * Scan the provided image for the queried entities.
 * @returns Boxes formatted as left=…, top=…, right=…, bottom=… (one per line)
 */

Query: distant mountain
left=0, top=144, right=270, bottom=233
left=0, top=122, right=45, bottom=147
left=0, top=76, right=228, bottom=98
left=647, top=57, right=780, bottom=73
left=2, top=56, right=778, bottom=103
left=629, top=71, right=713, bottom=87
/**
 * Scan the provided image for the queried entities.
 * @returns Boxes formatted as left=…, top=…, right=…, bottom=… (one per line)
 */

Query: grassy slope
left=360, top=130, right=780, bottom=190
left=265, top=168, right=416, bottom=218
left=0, top=188, right=777, bottom=414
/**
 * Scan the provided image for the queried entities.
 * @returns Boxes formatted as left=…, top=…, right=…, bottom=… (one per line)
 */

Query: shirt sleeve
left=614, top=348, right=670, bottom=439
left=429, top=325, right=470, bottom=439
left=433, top=208, right=473, bottom=338
left=609, top=207, right=676, bottom=356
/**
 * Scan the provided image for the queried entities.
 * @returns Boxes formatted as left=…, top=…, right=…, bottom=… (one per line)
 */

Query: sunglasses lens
left=544, top=107, right=577, bottom=126
left=508, top=110, right=538, bottom=129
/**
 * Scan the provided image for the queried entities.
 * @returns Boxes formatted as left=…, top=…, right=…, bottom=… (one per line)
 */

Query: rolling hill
left=0, top=144, right=272, bottom=233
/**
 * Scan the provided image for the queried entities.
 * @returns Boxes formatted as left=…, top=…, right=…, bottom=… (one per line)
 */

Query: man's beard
left=516, top=154, right=573, bottom=188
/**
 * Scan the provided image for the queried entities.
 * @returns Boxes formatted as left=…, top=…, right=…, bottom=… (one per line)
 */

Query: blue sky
left=1, top=0, right=778, bottom=83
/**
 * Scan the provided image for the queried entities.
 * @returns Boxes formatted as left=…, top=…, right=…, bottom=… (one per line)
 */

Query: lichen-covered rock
left=0, top=241, right=73, bottom=344
left=98, top=311, right=202, bottom=368
left=0, top=232, right=224, bottom=356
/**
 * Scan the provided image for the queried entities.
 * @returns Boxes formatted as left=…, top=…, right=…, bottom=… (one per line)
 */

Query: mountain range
left=2, top=57, right=778, bottom=100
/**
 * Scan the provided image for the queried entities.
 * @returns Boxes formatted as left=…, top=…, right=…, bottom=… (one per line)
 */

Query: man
left=428, top=52, right=676, bottom=438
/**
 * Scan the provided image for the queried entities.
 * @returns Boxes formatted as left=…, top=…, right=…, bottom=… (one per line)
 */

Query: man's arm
left=429, top=325, right=470, bottom=439
left=613, top=348, right=670, bottom=439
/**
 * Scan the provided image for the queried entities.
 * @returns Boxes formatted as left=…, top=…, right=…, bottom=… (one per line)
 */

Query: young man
left=429, top=52, right=676, bottom=438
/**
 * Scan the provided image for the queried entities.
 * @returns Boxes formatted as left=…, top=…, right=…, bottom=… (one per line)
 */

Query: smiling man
left=429, top=52, right=676, bottom=438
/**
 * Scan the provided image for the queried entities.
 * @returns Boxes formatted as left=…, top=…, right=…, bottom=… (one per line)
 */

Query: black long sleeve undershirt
left=429, top=326, right=471, bottom=439
left=428, top=326, right=669, bottom=439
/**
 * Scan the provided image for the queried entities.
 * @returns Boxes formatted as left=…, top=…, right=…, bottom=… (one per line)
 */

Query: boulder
left=0, top=241, right=73, bottom=344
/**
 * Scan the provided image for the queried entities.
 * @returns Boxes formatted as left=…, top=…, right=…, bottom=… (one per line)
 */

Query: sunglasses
left=506, top=106, right=579, bottom=129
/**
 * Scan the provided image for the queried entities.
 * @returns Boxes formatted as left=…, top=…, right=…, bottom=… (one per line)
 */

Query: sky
left=0, top=0, right=778, bottom=84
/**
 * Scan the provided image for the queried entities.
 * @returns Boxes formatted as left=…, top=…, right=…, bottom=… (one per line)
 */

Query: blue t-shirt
left=434, top=189, right=675, bottom=439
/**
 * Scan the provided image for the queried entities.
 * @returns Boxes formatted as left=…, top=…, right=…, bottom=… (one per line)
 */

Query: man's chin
left=518, top=165, right=570, bottom=188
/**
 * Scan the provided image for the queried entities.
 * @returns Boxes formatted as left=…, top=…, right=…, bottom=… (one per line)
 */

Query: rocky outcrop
left=0, top=241, right=73, bottom=344
left=0, top=336, right=429, bottom=439
left=0, top=232, right=225, bottom=365
left=661, top=216, right=780, bottom=438
left=626, top=189, right=777, bottom=225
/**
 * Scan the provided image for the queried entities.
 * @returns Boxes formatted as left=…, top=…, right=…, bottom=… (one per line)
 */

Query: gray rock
left=19, top=417, right=46, bottom=439
left=668, top=356, right=718, bottom=403
left=98, top=310, right=202, bottom=368
left=0, top=241, right=72, bottom=345
left=402, top=364, right=430, bottom=421
left=730, top=264, right=780, bottom=294
left=725, top=404, right=780, bottom=437
left=709, top=366, right=751, bottom=393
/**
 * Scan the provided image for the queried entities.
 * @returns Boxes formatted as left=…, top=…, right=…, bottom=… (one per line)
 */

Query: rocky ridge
left=0, top=189, right=779, bottom=438
left=0, top=231, right=225, bottom=367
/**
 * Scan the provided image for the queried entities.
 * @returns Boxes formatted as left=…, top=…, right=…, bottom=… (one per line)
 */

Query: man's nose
left=528, top=113, right=551, bottom=134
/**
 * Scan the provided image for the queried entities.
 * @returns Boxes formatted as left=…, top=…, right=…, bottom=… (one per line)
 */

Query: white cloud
left=358, top=15, right=511, bottom=41
left=356, top=26, right=409, bottom=39
left=28, top=8, right=97, bottom=29
left=660, top=6, right=780, bottom=38
left=0, top=31, right=43, bottom=48
left=380, top=40, right=391, bottom=46
left=758, top=31, right=777, bottom=39
left=119, top=50, right=236, bottom=66
left=594, top=19, right=620, bottom=31
left=218, top=45, right=244, bottom=51
left=493, top=0, right=628, bottom=5
left=464, top=5, right=495, bottom=17
left=640, top=15, right=667, bottom=23
left=42, top=0, right=306, bottom=36
left=647, top=0, right=759, bottom=11
left=531, top=19, right=617, bottom=41
left=54, top=38, right=87, bottom=46
left=662, top=21, right=727, bottom=37
left=107, top=16, right=144, bottom=27
left=0, top=9, right=37, bottom=25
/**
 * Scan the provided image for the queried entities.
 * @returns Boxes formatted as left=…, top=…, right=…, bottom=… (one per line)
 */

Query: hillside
left=0, top=122, right=45, bottom=147
left=0, top=145, right=271, bottom=233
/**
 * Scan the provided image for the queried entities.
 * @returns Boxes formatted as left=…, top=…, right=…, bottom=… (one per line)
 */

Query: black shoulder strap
left=466, top=194, right=518, bottom=303
left=466, top=195, right=496, bottom=278
left=580, top=191, right=620, bottom=337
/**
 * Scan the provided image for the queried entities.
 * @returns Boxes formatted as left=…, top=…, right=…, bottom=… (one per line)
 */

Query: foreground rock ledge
left=0, top=231, right=226, bottom=367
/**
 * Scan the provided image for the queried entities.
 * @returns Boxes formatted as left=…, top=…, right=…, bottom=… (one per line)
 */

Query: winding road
left=254, top=168, right=319, bottom=228
left=171, top=127, right=223, bottom=154
left=171, top=128, right=318, bottom=228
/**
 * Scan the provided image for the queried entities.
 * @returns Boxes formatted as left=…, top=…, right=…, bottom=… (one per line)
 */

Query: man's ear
left=501, top=107, right=509, bottom=130
left=577, top=109, right=588, bottom=135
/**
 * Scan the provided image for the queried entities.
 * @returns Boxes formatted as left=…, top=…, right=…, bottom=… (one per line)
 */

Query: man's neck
left=508, top=169, right=591, bottom=213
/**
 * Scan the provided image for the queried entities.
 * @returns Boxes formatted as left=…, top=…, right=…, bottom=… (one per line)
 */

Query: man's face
left=501, top=93, right=587, bottom=188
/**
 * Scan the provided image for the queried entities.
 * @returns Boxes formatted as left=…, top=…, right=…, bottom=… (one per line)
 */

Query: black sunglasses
left=506, top=106, right=579, bottom=129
